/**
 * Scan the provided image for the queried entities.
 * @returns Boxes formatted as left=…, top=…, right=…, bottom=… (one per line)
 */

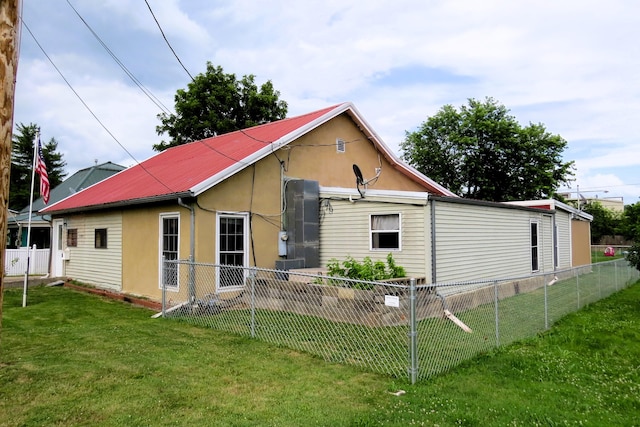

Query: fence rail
left=4, top=247, right=50, bottom=276
left=161, top=259, right=639, bottom=383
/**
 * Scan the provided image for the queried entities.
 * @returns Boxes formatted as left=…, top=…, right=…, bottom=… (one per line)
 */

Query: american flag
left=36, top=137, right=50, bottom=204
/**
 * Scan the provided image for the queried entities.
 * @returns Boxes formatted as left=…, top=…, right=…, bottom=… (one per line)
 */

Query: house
left=6, top=162, right=126, bottom=275
left=505, top=199, right=593, bottom=267
left=41, top=103, right=589, bottom=302
left=41, top=103, right=454, bottom=299
left=318, top=189, right=582, bottom=288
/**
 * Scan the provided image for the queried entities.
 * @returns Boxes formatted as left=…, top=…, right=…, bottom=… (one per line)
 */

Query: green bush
left=326, top=253, right=405, bottom=284
left=626, top=243, right=640, bottom=271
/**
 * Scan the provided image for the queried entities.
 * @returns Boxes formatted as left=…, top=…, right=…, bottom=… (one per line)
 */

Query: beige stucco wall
left=118, top=112, right=429, bottom=300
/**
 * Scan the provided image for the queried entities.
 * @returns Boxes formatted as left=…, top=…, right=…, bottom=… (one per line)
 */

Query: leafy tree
left=621, top=202, right=640, bottom=271
left=400, top=97, right=575, bottom=202
left=10, top=123, right=67, bottom=210
left=620, top=202, right=640, bottom=241
left=581, top=200, right=621, bottom=244
left=154, top=62, right=288, bottom=151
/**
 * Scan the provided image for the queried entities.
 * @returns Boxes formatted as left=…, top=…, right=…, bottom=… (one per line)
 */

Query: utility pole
left=0, top=0, right=21, bottom=339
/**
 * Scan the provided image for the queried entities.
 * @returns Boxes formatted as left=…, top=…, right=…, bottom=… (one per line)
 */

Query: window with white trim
left=531, top=220, right=539, bottom=272
left=217, top=213, right=249, bottom=290
left=370, top=213, right=401, bottom=250
left=336, top=138, right=345, bottom=153
left=159, top=213, right=179, bottom=290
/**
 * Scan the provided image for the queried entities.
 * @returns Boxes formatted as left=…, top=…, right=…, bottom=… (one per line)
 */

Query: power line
left=65, top=0, right=172, bottom=115
left=144, top=0, right=194, bottom=81
left=20, top=18, right=177, bottom=194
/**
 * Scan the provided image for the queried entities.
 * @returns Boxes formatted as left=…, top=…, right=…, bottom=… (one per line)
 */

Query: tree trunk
left=0, top=0, right=21, bottom=339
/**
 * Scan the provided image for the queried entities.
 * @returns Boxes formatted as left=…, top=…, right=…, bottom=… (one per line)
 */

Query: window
left=531, top=221, right=539, bottom=272
left=160, top=214, right=179, bottom=289
left=370, top=213, right=401, bottom=250
left=95, top=228, right=107, bottom=249
left=217, top=213, right=248, bottom=290
left=336, top=138, right=345, bottom=153
left=67, top=229, right=78, bottom=247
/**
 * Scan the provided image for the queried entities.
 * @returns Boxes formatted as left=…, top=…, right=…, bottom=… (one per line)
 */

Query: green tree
left=154, top=62, right=288, bottom=151
left=400, top=97, right=575, bottom=202
left=10, top=123, right=67, bottom=210
left=621, top=202, right=640, bottom=271
left=582, top=200, right=621, bottom=244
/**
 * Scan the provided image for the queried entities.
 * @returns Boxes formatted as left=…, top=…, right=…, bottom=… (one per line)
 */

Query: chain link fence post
left=408, top=278, right=418, bottom=384
left=544, top=273, right=549, bottom=330
left=250, top=267, right=256, bottom=338
left=161, top=255, right=166, bottom=317
left=494, top=280, right=500, bottom=347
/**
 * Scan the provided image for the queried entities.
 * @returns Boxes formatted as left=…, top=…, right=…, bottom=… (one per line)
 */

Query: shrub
left=626, top=243, right=640, bottom=272
left=326, top=253, right=405, bottom=284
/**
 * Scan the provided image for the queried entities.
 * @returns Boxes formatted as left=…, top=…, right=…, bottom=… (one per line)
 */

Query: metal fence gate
left=161, top=259, right=640, bottom=383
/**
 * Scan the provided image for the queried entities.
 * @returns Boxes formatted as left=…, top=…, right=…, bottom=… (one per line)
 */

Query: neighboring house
left=7, top=162, right=126, bottom=275
left=41, top=103, right=454, bottom=297
left=41, top=103, right=590, bottom=301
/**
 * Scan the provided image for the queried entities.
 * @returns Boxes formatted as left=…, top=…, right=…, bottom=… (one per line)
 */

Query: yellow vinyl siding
left=319, top=198, right=429, bottom=278
left=433, top=201, right=555, bottom=283
left=65, top=212, right=122, bottom=290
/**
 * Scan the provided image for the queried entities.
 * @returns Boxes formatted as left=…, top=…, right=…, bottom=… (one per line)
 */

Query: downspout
left=178, top=197, right=196, bottom=302
left=430, top=197, right=437, bottom=284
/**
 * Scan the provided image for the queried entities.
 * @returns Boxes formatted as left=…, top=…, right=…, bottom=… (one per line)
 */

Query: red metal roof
left=42, top=102, right=455, bottom=214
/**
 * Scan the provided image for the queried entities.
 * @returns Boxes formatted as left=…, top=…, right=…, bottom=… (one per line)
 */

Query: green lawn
left=2, top=281, right=640, bottom=426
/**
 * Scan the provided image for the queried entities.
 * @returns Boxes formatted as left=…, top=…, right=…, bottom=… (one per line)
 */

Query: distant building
left=558, top=193, right=624, bottom=213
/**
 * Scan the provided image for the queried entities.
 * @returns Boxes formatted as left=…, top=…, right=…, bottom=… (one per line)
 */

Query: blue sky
left=13, top=0, right=640, bottom=204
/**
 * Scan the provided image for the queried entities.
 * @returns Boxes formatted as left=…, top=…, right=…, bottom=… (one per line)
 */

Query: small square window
left=336, top=138, right=345, bottom=153
left=95, top=228, right=107, bottom=249
left=67, top=229, right=78, bottom=247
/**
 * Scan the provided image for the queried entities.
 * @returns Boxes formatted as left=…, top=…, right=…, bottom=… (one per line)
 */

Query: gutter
left=178, top=197, right=196, bottom=302
left=42, top=192, right=193, bottom=215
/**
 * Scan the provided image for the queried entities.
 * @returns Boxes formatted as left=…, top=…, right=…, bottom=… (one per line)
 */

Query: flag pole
left=22, top=127, right=39, bottom=307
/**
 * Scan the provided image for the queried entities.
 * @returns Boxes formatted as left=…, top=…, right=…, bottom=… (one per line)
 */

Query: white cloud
left=12, top=0, right=640, bottom=206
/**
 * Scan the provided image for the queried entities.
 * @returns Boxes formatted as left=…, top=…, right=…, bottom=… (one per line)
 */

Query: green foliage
left=400, top=97, right=575, bottom=202
left=10, top=123, right=67, bottom=210
left=626, top=243, right=640, bottom=272
left=154, top=62, right=288, bottom=151
left=326, top=253, right=405, bottom=283
left=620, top=201, right=640, bottom=241
left=582, top=200, right=622, bottom=244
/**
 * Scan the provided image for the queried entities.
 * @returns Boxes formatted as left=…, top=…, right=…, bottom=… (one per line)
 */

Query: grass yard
left=2, top=281, right=640, bottom=426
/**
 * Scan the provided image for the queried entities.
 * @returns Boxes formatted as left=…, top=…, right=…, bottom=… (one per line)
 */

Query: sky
left=13, top=0, right=640, bottom=205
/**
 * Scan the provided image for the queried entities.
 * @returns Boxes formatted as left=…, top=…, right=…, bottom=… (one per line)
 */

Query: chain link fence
left=161, top=258, right=639, bottom=383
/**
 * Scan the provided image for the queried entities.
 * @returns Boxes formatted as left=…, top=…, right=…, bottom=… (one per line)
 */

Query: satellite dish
left=353, top=164, right=364, bottom=186
left=352, top=163, right=382, bottom=198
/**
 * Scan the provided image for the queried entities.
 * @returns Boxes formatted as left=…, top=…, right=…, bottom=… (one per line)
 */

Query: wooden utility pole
left=0, top=0, right=21, bottom=338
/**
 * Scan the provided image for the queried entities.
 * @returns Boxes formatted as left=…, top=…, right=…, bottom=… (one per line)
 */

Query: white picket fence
left=4, top=247, right=50, bottom=276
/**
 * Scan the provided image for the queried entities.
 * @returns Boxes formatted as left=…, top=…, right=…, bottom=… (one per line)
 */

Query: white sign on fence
left=384, top=294, right=400, bottom=308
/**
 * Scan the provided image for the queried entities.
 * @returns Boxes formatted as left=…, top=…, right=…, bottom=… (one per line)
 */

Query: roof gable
left=43, top=103, right=455, bottom=214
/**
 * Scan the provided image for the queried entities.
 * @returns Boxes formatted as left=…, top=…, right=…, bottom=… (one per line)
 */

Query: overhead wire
left=144, top=0, right=194, bottom=81
left=20, top=18, right=177, bottom=195
left=65, top=0, right=172, bottom=115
